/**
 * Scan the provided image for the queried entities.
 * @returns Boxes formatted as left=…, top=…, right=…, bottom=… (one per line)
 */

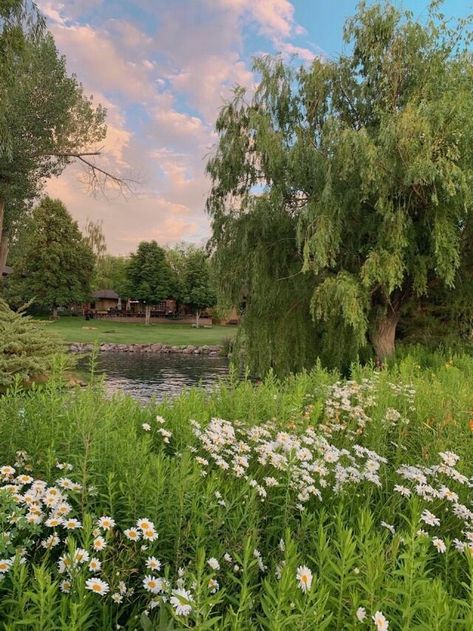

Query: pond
left=78, top=352, right=229, bottom=404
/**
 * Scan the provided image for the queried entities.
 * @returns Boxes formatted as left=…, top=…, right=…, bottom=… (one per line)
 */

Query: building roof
left=1, top=265, right=13, bottom=276
left=91, top=289, right=119, bottom=300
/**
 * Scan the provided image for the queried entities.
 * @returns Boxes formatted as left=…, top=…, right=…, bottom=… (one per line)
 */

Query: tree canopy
left=207, top=1, right=473, bottom=374
left=127, top=241, right=176, bottom=325
left=0, top=0, right=111, bottom=273
left=182, top=249, right=217, bottom=327
left=7, top=197, right=95, bottom=317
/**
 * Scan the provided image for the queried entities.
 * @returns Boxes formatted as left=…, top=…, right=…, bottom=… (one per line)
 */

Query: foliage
left=7, top=198, right=95, bottom=315
left=0, top=298, right=61, bottom=386
left=0, top=351, right=472, bottom=626
left=83, top=218, right=107, bottom=261
left=127, top=241, right=177, bottom=324
left=92, top=254, right=129, bottom=297
left=207, top=2, right=473, bottom=371
left=182, top=249, right=217, bottom=325
left=0, top=0, right=107, bottom=267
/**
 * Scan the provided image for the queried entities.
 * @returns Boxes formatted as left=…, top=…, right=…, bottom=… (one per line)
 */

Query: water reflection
left=79, top=352, right=229, bottom=404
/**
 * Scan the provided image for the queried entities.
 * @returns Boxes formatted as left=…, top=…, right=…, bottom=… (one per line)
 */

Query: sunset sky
left=37, top=0, right=470, bottom=254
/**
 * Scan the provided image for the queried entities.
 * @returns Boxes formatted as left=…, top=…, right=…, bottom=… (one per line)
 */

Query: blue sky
left=37, top=0, right=472, bottom=254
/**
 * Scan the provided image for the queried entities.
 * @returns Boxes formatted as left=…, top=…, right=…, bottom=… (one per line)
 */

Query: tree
left=0, top=298, right=61, bottom=388
left=207, top=2, right=473, bottom=371
left=83, top=218, right=107, bottom=261
left=93, top=254, right=130, bottom=297
left=0, top=1, right=124, bottom=274
left=7, top=197, right=95, bottom=318
left=182, top=249, right=217, bottom=327
left=127, top=241, right=176, bottom=325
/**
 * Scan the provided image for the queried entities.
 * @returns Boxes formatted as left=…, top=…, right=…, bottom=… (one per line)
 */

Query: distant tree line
left=4, top=196, right=216, bottom=326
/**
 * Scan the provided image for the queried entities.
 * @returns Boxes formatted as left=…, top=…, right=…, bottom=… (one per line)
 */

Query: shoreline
left=68, top=342, right=223, bottom=355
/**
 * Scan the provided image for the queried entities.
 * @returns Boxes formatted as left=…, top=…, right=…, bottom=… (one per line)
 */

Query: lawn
left=41, top=316, right=237, bottom=346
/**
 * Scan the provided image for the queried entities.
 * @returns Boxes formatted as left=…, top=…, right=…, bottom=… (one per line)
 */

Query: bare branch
left=44, top=151, right=139, bottom=197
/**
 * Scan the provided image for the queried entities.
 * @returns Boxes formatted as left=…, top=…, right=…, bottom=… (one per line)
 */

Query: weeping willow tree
left=207, top=1, right=473, bottom=374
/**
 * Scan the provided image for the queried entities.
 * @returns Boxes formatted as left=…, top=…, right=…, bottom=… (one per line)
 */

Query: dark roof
left=1, top=265, right=13, bottom=276
left=91, top=289, right=119, bottom=300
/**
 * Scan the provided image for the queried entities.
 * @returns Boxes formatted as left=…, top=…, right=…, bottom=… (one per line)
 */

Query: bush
left=0, top=299, right=62, bottom=388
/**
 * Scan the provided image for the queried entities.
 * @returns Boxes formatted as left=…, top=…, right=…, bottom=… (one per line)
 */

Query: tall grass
left=0, top=351, right=472, bottom=629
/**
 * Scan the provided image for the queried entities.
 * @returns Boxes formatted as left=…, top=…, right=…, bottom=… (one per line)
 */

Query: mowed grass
left=41, top=316, right=237, bottom=346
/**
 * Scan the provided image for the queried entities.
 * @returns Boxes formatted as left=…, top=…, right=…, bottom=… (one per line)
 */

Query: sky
left=37, top=0, right=472, bottom=255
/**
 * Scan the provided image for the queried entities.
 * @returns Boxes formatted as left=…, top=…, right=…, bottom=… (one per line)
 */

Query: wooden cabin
left=90, top=289, right=120, bottom=314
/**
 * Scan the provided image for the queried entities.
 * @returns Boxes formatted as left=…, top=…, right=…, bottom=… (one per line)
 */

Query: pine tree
left=0, top=298, right=61, bottom=388
left=7, top=198, right=95, bottom=317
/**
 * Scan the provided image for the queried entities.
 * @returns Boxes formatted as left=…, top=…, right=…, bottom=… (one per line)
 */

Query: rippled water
left=79, top=352, right=229, bottom=404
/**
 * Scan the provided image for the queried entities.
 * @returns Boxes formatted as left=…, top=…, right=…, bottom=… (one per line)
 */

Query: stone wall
left=68, top=343, right=222, bottom=356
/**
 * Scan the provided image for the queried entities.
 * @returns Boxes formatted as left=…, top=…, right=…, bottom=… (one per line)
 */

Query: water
left=78, top=352, right=229, bottom=404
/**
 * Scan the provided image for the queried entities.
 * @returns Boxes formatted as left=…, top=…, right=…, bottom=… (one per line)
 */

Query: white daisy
left=145, top=556, right=161, bottom=572
left=372, top=611, right=389, bottom=631
left=85, top=578, right=109, bottom=596
left=170, top=588, right=193, bottom=616
left=296, top=565, right=313, bottom=592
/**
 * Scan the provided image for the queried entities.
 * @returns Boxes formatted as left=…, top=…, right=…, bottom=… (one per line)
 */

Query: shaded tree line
left=4, top=196, right=216, bottom=326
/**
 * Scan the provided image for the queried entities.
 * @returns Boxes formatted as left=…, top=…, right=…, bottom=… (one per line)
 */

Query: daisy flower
left=372, top=611, right=389, bottom=631
left=88, top=558, right=102, bottom=572
left=145, top=556, right=161, bottom=572
left=143, top=575, right=161, bottom=594
left=41, top=534, right=60, bottom=549
left=0, top=560, right=12, bottom=573
left=137, top=518, right=154, bottom=531
left=63, top=518, right=82, bottom=530
left=432, top=537, right=446, bottom=553
left=142, top=423, right=151, bottom=432
left=0, top=466, right=15, bottom=478
left=124, top=527, right=141, bottom=541
left=93, top=536, right=107, bottom=551
left=142, top=528, right=158, bottom=542
left=85, top=578, right=109, bottom=596
left=381, top=521, right=395, bottom=535
left=111, top=592, right=123, bottom=604
left=421, top=510, right=440, bottom=527
left=207, top=557, right=220, bottom=571
left=97, top=516, right=115, bottom=531
left=356, top=606, right=366, bottom=622
left=45, top=517, right=63, bottom=528
left=73, top=549, right=89, bottom=564
left=296, top=565, right=313, bottom=592
left=60, top=580, right=71, bottom=593
left=170, top=588, right=193, bottom=616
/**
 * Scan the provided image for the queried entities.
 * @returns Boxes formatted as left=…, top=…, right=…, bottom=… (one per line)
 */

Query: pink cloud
left=36, top=0, right=316, bottom=255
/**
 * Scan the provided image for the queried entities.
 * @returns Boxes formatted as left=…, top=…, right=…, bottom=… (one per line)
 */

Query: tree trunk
left=0, top=199, right=8, bottom=277
left=195, top=309, right=200, bottom=328
left=145, top=304, right=151, bottom=326
left=371, top=310, right=399, bottom=363
left=52, top=307, right=59, bottom=320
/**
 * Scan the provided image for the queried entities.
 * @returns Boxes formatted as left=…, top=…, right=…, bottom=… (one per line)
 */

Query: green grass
left=41, top=316, right=237, bottom=346
left=0, top=352, right=473, bottom=628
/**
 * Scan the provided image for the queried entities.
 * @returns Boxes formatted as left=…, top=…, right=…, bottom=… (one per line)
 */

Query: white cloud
left=37, top=0, right=316, bottom=254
